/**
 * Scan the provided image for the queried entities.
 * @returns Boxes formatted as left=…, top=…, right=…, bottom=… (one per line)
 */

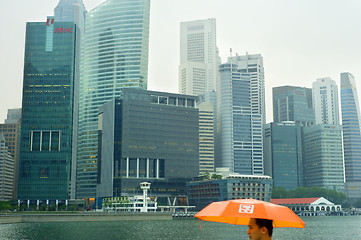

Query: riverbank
left=0, top=212, right=172, bottom=224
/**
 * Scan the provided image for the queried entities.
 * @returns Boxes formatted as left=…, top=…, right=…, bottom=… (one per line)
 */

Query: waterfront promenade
left=0, top=212, right=172, bottom=224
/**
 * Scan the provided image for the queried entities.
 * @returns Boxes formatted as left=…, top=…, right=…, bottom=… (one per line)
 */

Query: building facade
left=216, top=63, right=263, bottom=175
left=340, top=72, right=361, bottom=202
left=0, top=134, right=14, bottom=201
left=18, top=19, right=77, bottom=200
left=0, top=122, right=20, bottom=199
left=198, top=102, right=215, bottom=175
left=179, top=18, right=220, bottom=95
left=228, top=53, right=266, bottom=124
left=263, top=122, right=303, bottom=190
left=4, top=108, right=21, bottom=124
left=312, top=78, right=340, bottom=125
left=97, top=89, right=199, bottom=199
left=187, top=175, right=272, bottom=210
left=272, top=86, right=314, bottom=126
left=302, top=124, right=344, bottom=192
left=77, top=0, right=151, bottom=198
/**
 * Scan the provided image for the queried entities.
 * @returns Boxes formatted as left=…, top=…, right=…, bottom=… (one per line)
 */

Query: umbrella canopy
left=195, top=198, right=305, bottom=228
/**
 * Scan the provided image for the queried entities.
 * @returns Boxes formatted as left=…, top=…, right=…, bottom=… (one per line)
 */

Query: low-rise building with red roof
left=271, top=197, right=342, bottom=215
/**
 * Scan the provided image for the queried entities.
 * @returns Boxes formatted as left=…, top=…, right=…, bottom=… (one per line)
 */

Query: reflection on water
left=0, top=216, right=360, bottom=240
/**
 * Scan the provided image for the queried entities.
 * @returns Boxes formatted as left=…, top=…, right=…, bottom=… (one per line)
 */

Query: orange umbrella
left=195, top=198, right=305, bottom=228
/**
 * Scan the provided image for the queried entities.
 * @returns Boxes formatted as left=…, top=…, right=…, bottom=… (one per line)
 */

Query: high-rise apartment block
left=263, top=122, right=303, bottom=190
left=216, top=62, right=263, bottom=175
left=179, top=19, right=220, bottom=95
left=312, top=78, right=340, bottom=125
left=303, top=124, right=344, bottom=192
left=340, top=72, right=361, bottom=202
left=272, top=86, right=314, bottom=126
left=77, top=0, right=150, bottom=198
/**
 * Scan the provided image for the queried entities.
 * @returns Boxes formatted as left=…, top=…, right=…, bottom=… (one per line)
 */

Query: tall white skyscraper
left=312, top=78, right=340, bottom=125
left=179, top=18, right=220, bottom=95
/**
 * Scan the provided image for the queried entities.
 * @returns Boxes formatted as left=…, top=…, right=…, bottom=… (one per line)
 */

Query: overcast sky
left=1, top=0, right=361, bottom=123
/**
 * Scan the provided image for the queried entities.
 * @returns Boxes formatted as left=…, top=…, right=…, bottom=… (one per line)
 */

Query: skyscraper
left=273, top=86, right=314, bottom=126
left=18, top=18, right=77, bottom=200
left=53, top=0, right=87, bottom=200
left=77, top=0, right=150, bottom=198
left=228, top=53, right=266, bottom=124
left=0, top=134, right=14, bottom=201
left=263, top=122, right=303, bottom=190
left=340, top=72, right=361, bottom=202
left=97, top=89, right=199, bottom=198
left=179, top=18, right=220, bottom=95
left=302, top=124, right=344, bottom=192
left=216, top=62, right=263, bottom=175
left=312, top=78, right=340, bottom=125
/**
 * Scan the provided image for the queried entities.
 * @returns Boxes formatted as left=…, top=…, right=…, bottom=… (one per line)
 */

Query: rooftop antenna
left=230, top=48, right=233, bottom=57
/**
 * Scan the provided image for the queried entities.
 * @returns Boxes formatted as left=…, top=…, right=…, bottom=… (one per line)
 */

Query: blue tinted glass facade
left=340, top=73, right=361, bottom=183
left=18, top=21, right=76, bottom=200
left=77, top=0, right=150, bottom=198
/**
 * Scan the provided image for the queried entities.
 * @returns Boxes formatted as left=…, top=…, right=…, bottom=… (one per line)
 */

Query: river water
left=0, top=215, right=360, bottom=239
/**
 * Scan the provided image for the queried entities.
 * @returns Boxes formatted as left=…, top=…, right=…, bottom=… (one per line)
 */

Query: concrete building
left=77, top=0, right=150, bottom=198
left=312, top=78, right=340, bottom=125
left=4, top=108, right=21, bottom=124
left=0, top=134, right=14, bottom=201
left=97, top=88, right=199, bottom=200
left=198, top=102, right=215, bottom=175
left=216, top=62, right=263, bottom=175
left=263, top=122, right=303, bottom=190
left=272, top=86, right=314, bottom=126
left=340, top=72, right=361, bottom=203
left=302, top=124, right=344, bottom=192
left=187, top=174, right=272, bottom=210
left=0, top=121, right=20, bottom=199
left=179, top=18, right=220, bottom=95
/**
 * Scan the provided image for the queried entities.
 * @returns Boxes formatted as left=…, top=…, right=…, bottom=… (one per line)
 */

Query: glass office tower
left=18, top=20, right=77, bottom=200
left=77, top=0, right=150, bottom=198
left=273, top=86, right=314, bottom=126
left=340, top=72, right=361, bottom=202
left=217, top=63, right=263, bottom=175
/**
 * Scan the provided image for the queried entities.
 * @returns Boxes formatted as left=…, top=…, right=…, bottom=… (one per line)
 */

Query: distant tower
left=312, top=78, right=340, bottom=125
left=216, top=62, right=263, bottom=175
left=273, top=86, right=314, bottom=126
left=0, top=134, right=14, bottom=201
left=228, top=53, right=266, bottom=124
left=179, top=18, right=221, bottom=95
left=340, top=72, right=361, bottom=202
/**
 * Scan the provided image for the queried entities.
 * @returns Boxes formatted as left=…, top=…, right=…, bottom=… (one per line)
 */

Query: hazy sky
left=1, top=0, right=361, bottom=123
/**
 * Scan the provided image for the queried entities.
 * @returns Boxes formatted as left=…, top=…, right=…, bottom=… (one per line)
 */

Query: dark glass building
left=273, top=86, right=314, bottom=126
left=18, top=19, right=77, bottom=200
left=97, top=88, right=199, bottom=199
left=263, top=122, right=303, bottom=190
